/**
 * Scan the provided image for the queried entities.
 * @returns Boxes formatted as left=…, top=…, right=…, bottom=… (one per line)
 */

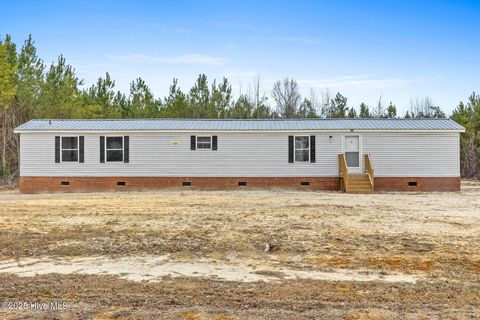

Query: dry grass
left=0, top=181, right=479, bottom=318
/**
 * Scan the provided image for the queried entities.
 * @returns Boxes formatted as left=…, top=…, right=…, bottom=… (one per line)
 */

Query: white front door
left=344, top=136, right=361, bottom=173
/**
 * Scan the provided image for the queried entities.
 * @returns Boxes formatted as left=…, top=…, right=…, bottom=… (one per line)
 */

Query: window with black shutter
left=190, top=136, right=218, bottom=150
left=105, top=136, right=123, bottom=162
left=196, top=136, right=212, bottom=149
left=212, top=136, right=217, bottom=150
left=190, top=136, right=196, bottom=150
left=55, top=136, right=60, bottom=163
left=100, top=136, right=105, bottom=163
left=294, top=136, right=310, bottom=162
left=191, top=136, right=216, bottom=151
left=60, top=136, right=79, bottom=162
left=290, top=136, right=314, bottom=163
left=79, top=136, right=85, bottom=163
left=310, top=135, right=315, bottom=163
left=288, top=136, right=294, bottom=163
left=123, top=136, right=129, bottom=163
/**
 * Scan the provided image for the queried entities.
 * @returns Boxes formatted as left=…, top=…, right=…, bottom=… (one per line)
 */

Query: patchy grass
left=0, top=181, right=479, bottom=318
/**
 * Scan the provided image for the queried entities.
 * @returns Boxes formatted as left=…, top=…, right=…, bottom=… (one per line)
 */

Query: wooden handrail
left=364, top=154, right=374, bottom=191
left=338, top=154, right=349, bottom=192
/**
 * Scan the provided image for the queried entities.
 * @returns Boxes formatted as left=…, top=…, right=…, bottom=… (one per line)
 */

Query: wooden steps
left=346, top=174, right=373, bottom=194
left=339, top=153, right=375, bottom=194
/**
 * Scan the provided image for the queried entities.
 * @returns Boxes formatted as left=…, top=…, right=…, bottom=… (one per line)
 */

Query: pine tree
left=16, top=35, right=45, bottom=117
left=210, top=77, right=232, bottom=118
left=0, top=40, right=17, bottom=109
left=188, top=74, right=210, bottom=118
left=228, top=94, right=254, bottom=118
left=114, top=92, right=129, bottom=118
left=347, top=107, right=357, bottom=118
left=128, top=78, right=159, bottom=118
left=386, top=102, right=397, bottom=118
left=452, top=92, right=480, bottom=177
left=298, top=98, right=317, bottom=118
left=81, top=73, right=121, bottom=118
left=252, top=102, right=273, bottom=118
left=326, top=92, right=348, bottom=118
left=161, top=78, right=190, bottom=118
left=38, top=55, right=83, bottom=118
left=359, top=103, right=371, bottom=118
left=0, top=37, right=17, bottom=177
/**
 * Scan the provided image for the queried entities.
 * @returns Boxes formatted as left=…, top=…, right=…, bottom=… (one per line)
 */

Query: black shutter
left=288, top=136, right=294, bottom=163
left=55, top=136, right=60, bottom=163
left=124, top=136, right=129, bottom=163
left=310, top=135, right=315, bottom=163
left=100, top=136, right=105, bottom=163
left=190, top=135, right=196, bottom=150
left=79, top=136, right=85, bottom=163
left=212, top=136, right=217, bottom=150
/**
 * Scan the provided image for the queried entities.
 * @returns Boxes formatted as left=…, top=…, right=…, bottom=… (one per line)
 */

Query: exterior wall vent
left=60, top=181, right=70, bottom=186
left=408, top=181, right=417, bottom=187
left=182, top=181, right=192, bottom=187
left=300, top=181, right=310, bottom=186
left=117, top=181, right=126, bottom=186
left=238, top=181, right=247, bottom=186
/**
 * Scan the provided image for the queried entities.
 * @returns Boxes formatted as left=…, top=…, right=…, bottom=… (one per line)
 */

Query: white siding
left=362, top=132, right=460, bottom=177
left=20, top=132, right=342, bottom=177
left=19, top=131, right=460, bottom=177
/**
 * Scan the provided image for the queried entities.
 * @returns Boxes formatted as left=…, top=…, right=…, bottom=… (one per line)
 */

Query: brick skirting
left=19, top=176, right=461, bottom=193
left=374, top=176, right=461, bottom=192
left=19, top=176, right=341, bottom=193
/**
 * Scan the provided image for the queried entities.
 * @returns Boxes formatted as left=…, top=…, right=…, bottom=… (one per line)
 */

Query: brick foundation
left=19, top=176, right=461, bottom=193
left=19, top=176, right=341, bottom=194
left=374, top=176, right=461, bottom=192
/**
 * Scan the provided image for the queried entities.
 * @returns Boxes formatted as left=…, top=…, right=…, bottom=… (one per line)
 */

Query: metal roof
left=14, top=118, right=465, bottom=132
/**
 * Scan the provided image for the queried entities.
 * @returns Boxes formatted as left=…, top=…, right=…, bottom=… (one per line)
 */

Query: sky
left=2, top=0, right=480, bottom=115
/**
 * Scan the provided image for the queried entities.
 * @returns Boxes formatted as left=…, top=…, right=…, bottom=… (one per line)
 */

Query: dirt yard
left=0, top=182, right=479, bottom=319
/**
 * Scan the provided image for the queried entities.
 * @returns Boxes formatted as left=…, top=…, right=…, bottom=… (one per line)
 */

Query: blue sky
left=2, top=0, right=479, bottom=114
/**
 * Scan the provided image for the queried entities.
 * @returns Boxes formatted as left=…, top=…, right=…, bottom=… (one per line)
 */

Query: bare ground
left=0, top=181, right=479, bottom=319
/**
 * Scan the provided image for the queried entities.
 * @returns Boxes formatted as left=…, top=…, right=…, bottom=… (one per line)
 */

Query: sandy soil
left=0, top=255, right=420, bottom=283
left=0, top=181, right=479, bottom=319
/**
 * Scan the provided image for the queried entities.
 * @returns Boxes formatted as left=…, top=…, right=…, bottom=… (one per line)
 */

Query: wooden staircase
left=338, top=154, right=375, bottom=194
left=346, top=174, right=373, bottom=194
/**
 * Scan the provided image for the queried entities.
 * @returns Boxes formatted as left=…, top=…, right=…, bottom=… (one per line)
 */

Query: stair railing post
left=338, top=153, right=349, bottom=192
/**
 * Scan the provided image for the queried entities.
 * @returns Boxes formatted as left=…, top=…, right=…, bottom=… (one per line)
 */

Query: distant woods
left=451, top=93, right=480, bottom=178
left=0, top=34, right=479, bottom=182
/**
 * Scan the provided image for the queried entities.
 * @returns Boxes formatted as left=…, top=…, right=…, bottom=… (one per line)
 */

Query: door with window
left=344, top=136, right=361, bottom=173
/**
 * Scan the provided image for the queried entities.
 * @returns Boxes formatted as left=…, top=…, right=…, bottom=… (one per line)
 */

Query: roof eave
left=14, top=129, right=466, bottom=134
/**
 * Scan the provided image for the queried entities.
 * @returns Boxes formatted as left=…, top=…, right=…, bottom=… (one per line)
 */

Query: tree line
left=1, top=34, right=479, bottom=184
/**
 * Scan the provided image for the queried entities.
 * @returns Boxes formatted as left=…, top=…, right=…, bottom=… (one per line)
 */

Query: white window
left=294, top=136, right=310, bottom=162
left=61, top=136, right=79, bottom=162
left=106, top=136, right=123, bottom=162
left=196, top=136, right=212, bottom=150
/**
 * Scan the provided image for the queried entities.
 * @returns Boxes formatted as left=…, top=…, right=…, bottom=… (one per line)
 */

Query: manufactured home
left=14, top=118, right=464, bottom=193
